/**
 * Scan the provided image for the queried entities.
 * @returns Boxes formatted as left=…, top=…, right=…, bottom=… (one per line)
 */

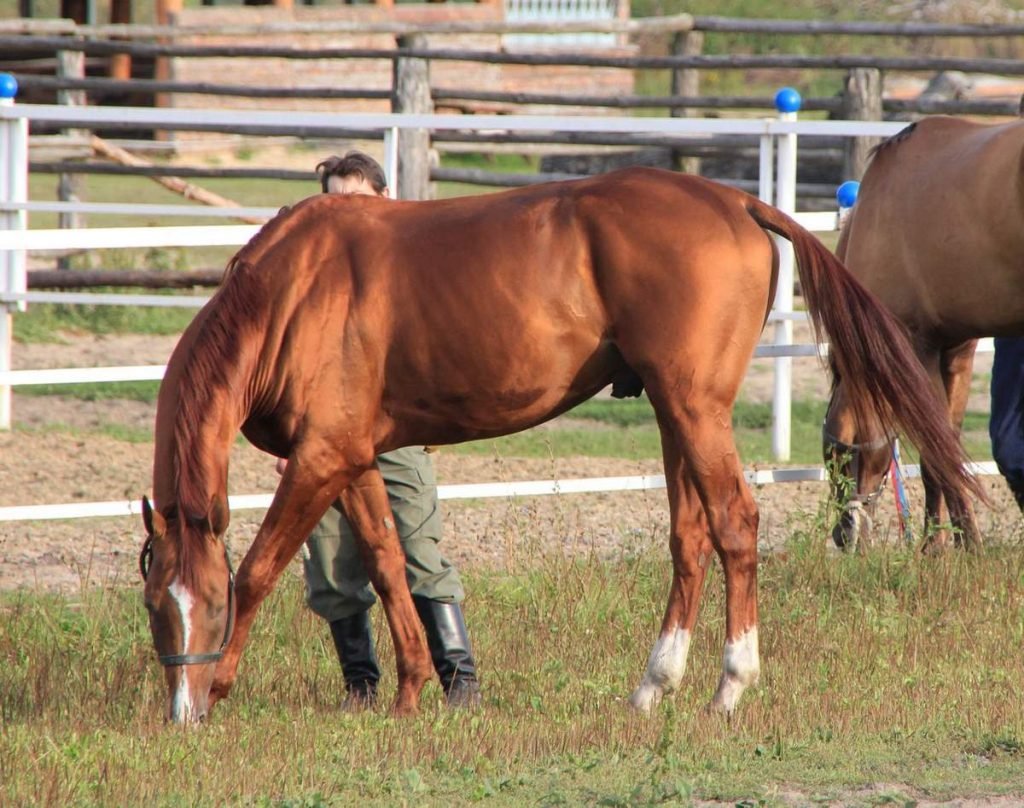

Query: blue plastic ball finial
left=836, top=180, right=861, bottom=208
left=0, top=73, right=18, bottom=99
left=774, top=86, right=802, bottom=114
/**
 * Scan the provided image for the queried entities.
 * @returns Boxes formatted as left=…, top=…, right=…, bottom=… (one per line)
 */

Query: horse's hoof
left=627, top=685, right=661, bottom=714
left=832, top=505, right=871, bottom=552
left=921, top=531, right=952, bottom=556
left=391, top=696, right=420, bottom=717
left=703, top=700, right=736, bottom=722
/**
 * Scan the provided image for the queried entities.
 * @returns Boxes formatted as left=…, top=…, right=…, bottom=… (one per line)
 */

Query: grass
left=3, top=531, right=1024, bottom=806
left=13, top=299, right=196, bottom=344
left=445, top=398, right=833, bottom=464
left=16, top=380, right=161, bottom=402
left=12, top=376, right=995, bottom=463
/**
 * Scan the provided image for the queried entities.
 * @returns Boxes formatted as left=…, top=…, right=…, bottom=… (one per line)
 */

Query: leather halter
left=139, top=535, right=236, bottom=667
left=822, top=425, right=894, bottom=508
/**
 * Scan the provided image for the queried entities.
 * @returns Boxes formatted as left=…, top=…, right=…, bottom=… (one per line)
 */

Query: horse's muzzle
left=832, top=501, right=873, bottom=551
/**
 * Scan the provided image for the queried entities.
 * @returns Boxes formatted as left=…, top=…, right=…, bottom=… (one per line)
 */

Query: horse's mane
left=868, top=122, right=918, bottom=160
left=833, top=123, right=921, bottom=253
left=170, top=206, right=304, bottom=578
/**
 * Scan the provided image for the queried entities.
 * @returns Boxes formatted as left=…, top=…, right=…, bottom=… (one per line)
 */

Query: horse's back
left=864, top=117, right=1024, bottom=195
left=840, top=116, right=1024, bottom=335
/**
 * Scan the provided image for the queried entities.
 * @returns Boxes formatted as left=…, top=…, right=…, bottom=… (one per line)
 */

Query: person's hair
left=315, top=151, right=388, bottom=194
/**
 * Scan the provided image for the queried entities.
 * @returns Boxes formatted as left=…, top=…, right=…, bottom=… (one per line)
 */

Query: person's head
left=316, top=151, right=389, bottom=197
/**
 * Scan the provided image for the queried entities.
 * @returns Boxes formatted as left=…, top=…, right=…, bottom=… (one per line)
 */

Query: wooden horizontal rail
left=14, top=75, right=391, bottom=101
left=4, top=14, right=1024, bottom=40
left=28, top=269, right=224, bottom=288
left=4, top=37, right=1024, bottom=75
left=0, top=14, right=697, bottom=40
left=29, top=162, right=317, bottom=181
left=13, top=80, right=1020, bottom=121
left=692, top=16, right=1024, bottom=38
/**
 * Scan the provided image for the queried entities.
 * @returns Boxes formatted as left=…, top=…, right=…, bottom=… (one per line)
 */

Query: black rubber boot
left=413, top=596, right=482, bottom=708
left=328, top=610, right=381, bottom=711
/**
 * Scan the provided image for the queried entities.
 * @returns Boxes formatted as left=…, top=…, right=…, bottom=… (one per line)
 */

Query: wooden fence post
left=57, top=48, right=87, bottom=270
left=841, top=67, right=882, bottom=182
left=109, top=0, right=132, bottom=80
left=392, top=34, right=433, bottom=201
left=670, top=29, right=703, bottom=175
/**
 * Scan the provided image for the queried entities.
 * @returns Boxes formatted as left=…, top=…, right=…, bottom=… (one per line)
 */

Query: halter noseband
left=822, top=426, right=894, bottom=508
left=140, top=534, right=236, bottom=667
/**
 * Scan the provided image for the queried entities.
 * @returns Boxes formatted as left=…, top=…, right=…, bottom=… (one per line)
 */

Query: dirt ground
left=0, top=331, right=1017, bottom=595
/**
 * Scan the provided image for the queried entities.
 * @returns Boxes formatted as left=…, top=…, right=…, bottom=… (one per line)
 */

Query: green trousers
left=303, top=446, right=465, bottom=622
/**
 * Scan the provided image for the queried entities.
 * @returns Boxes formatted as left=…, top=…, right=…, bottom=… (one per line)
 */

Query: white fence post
left=383, top=126, right=400, bottom=193
left=758, top=130, right=774, bottom=205
left=836, top=179, right=860, bottom=227
left=772, top=87, right=801, bottom=462
left=0, top=73, right=28, bottom=431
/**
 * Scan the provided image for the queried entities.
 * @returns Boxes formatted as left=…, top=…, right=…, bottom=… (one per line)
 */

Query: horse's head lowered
left=823, top=425, right=894, bottom=550
left=822, top=371, right=894, bottom=550
left=140, top=496, right=234, bottom=724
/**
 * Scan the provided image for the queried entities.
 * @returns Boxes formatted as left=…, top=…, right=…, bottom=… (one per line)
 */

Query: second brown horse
left=140, top=167, right=979, bottom=723
left=824, top=116, right=1024, bottom=550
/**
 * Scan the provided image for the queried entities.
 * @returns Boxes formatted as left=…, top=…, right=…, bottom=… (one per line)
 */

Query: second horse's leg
left=923, top=342, right=980, bottom=550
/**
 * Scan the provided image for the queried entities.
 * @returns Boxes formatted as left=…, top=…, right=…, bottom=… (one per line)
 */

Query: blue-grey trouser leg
left=990, top=337, right=1024, bottom=510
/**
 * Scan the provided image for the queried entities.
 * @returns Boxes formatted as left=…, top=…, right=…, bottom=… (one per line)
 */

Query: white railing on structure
left=2, top=92, right=990, bottom=526
left=504, top=0, right=621, bottom=49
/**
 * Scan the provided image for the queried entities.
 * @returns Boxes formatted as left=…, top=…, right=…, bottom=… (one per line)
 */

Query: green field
left=3, top=537, right=1024, bottom=806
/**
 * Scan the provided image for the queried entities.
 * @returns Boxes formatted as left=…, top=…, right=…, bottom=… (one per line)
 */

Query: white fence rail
left=0, top=462, right=1003, bottom=524
left=2, top=88, right=983, bottom=526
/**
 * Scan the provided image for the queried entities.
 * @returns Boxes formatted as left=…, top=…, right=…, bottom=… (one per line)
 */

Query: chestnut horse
left=140, top=167, right=978, bottom=723
left=823, top=116, right=1024, bottom=550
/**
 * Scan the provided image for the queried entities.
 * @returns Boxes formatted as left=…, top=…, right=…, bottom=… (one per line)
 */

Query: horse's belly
left=382, top=338, right=623, bottom=443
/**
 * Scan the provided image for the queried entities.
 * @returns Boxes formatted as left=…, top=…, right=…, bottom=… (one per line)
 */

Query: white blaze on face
left=168, top=577, right=194, bottom=720
left=628, top=628, right=691, bottom=713
left=712, top=626, right=760, bottom=714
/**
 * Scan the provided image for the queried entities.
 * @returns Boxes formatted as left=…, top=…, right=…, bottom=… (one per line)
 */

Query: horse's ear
left=142, top=496, right=166, bottom=539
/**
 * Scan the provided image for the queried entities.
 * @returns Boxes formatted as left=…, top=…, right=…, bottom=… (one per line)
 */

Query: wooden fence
left=2, top=13, right=1023, bottom=211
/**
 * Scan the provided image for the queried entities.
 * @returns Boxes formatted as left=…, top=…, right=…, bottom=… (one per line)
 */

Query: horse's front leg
left=923, top=342, right=980, bottom=551
left=338, top=469, right=434, bottom=715
left=208, top=447, right=362, bottom=710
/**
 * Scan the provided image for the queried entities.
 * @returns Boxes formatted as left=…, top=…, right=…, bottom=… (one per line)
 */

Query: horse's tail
left=744, top=196, right=985, bottom=520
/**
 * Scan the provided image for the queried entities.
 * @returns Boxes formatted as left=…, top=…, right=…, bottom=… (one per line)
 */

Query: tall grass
left=3, top=524, right=1024, bottom=806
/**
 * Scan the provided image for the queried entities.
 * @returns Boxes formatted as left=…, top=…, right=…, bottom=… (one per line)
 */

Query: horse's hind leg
left=638, top=388, right=761, bottom=714
left=628, top=442, right=713, bottom=712
left=923, top=341, right=980, bottom=550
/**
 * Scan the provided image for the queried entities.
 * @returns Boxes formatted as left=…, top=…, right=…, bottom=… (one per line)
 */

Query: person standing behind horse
left=293, top=150, right=481, bottom=710
left=989, top=337, right=1024, bottom=511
